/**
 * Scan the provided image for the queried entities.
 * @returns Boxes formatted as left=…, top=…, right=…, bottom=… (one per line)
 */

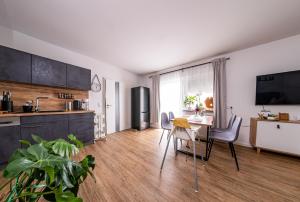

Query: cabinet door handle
left=277, top=124, right=280, bottom=129
left=0, top=121, right=13, bottom=125
left=22, top=124, right=43, bottom=128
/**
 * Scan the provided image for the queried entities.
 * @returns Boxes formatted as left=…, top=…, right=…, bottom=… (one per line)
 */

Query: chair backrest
left=169, top=111, right=175, bottom=120
left=230, top=117, right=243, bottom=142
left=171, top=118, right=194, bottom=141
left=161, top=112, right=170, bottom=129
left=173, top=118, right=191, bottom=129
left=227, top=114, right=236, bottom=129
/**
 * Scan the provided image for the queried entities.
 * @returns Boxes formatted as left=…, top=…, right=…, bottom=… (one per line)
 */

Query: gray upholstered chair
left=207, top=116, right=242, bottom=171
left=169, top=111, right=175, bottom=121
left=211, top=114, right=236, bottom=133
left=159, top=112, right=173, bottom=144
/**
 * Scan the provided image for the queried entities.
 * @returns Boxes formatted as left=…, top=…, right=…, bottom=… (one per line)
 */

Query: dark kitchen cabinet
left=21, top=115, right=69, bottom=144
left=0, top=126, right=20, bottom=165
left=0, top=45, right=31, bottom=83
left=32, top=55, right=67, bottom=88
left=67, top=64, right=91, bottom=90
left=69, top=113, right=94, bottom=144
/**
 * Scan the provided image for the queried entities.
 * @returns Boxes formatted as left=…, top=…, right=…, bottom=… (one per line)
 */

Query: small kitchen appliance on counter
left=1, top=91, right=13, bottom=112
left=73, top=99, right=82, bottom=110
left=22, top=100, right=33, bottom=113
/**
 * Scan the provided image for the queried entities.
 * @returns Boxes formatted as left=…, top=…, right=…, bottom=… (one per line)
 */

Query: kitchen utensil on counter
left=1, top=91, right=13, bottom=112
left=65, top=101, right=72, bottom=111
left=82, top=99, right=89, bottom=110
left=73, top=100, right=82, bottom=110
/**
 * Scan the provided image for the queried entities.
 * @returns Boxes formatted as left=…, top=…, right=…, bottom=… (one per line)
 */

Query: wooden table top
left=172, top=115, right=213, bottom=126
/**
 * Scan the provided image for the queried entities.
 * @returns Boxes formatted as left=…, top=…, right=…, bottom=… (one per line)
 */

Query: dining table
left=171, top=115, right=214, bottom=161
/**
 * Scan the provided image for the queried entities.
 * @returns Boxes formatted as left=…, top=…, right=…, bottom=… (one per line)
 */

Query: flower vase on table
left=195, top=104, right=200, bottom=117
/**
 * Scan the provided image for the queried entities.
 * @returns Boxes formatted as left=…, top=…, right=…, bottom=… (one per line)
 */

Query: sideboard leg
left=256, top=148, right=261, bottom=154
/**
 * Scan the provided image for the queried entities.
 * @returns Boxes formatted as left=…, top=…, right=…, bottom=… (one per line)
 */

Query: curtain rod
left=149, top=57, right=230, bottom=78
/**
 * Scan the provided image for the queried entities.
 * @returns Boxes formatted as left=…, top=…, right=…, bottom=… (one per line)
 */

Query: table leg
left=205, top=126, right=210, bottom=161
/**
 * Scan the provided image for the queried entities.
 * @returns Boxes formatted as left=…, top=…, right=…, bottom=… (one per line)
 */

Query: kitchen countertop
left=0, top=110, right=95, bottom=117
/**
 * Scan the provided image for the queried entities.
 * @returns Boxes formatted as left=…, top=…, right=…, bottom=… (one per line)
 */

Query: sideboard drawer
left=256, top=121, right=300, bottom=155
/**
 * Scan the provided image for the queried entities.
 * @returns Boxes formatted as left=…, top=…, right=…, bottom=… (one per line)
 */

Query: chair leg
left=230, top=143, right=240, bottom=171
left=193, top=141, right=199, bottom=192
left=229, top=143, right=234, bottom=157
left=173, top=135, right=176, bottom=152
left=159, top=129, right=165, bottom=145
left=160, top=134, right=172, bottom=171
left=175, top=138, right=178, bottom=156
left=207, top=139, right=214, bottom=160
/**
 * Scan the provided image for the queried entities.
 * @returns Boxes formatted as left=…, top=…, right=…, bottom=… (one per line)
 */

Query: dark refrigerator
left=131, top=86, right=150, bottom=130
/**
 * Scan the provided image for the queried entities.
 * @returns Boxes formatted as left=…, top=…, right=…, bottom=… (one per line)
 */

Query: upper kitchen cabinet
left=0, top=45, right=31, bottom=83
left=32, top=55, right=67, bottom=88
left=67, top=64, right=91, bottom=90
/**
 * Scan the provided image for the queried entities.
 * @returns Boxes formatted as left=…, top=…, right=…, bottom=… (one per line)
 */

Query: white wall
left=0, top=25, right=141, bottom=130
left=142, top=34, right=300, bottom=146
left=225, top=34, right=300, bottom=146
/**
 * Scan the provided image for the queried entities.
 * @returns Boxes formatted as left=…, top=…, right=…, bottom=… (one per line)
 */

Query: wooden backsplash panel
left=0, top=82, right=88, bottom=112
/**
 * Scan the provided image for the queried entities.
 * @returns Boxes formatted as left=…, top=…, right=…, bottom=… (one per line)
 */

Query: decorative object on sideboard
left=267, top=114, right=278, bottom=121
left=91, top=74, right=102, bottom=92
left=279, top=113, right=289, bottom=121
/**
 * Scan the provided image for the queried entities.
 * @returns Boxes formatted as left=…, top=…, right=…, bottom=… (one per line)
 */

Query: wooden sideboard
left=250, top=118, right=300, bottom=156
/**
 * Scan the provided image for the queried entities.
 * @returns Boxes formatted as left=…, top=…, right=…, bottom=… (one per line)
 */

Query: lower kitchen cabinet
left=0, top=126, right=20, bottom=165
left=20, top=113, right=94, bottom=145
left=69, top=113, right=94, bottom=144
left=21, top=120, right=69, bottom=144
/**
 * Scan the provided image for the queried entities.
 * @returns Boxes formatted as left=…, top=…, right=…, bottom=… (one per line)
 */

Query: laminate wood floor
left=1, top=128, right=300, bottom=201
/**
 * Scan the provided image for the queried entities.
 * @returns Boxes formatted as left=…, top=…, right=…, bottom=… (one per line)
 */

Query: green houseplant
left=0, top=134, right=95, bottom=202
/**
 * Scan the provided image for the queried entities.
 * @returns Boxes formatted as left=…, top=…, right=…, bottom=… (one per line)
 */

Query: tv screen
left=256, top=70, right=300, bottom=105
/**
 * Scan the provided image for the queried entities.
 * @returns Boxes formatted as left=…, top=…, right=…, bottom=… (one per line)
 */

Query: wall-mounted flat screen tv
left=256, top=70, right=300, bottom=105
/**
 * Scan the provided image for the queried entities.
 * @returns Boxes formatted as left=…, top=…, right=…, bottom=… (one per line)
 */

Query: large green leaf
left=3, top=158, right=35, bottom=178
left=68, top=134, right=83, bottom=149
left=45, top=166, right=55, bottom=184
left=31, top=134, right=44, bottom=144
left=27, top=144, right=49, bottom=160
left=51, top=139, right=79, bottom=158
left=55, top=191, right=83, bottom=202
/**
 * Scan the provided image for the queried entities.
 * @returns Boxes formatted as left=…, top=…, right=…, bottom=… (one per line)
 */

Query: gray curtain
left=212, top=58, right=227, bottom=128
left=151, top=75, right=160, bottom=128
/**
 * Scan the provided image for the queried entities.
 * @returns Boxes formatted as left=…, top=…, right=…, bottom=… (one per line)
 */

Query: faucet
left=35, top=97, right=48, bottom=112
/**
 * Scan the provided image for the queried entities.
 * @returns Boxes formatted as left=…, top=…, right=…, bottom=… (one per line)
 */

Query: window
left=181, top=64, right=213, bottom=108
left=160, top=64, right=213, bottom=116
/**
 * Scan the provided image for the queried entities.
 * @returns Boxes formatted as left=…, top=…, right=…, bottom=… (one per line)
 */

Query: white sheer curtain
left=182, top=64, right=213, bottom=105
left=160, top=71, right=182, bottom=117
left=159, top=64, right=213, bottom=116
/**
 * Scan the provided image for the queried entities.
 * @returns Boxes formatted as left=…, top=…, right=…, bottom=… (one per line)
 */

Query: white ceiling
left=1, top=0, right=300, bottom=75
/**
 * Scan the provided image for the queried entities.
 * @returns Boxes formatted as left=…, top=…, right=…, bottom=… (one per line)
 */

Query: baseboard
left=235, top=141, right=252, bottom=148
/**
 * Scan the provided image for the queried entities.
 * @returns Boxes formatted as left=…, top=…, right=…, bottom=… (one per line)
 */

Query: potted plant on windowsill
left=0, top=134, right=95, bottom=202
left=183, top=95, right=197, bottom=110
